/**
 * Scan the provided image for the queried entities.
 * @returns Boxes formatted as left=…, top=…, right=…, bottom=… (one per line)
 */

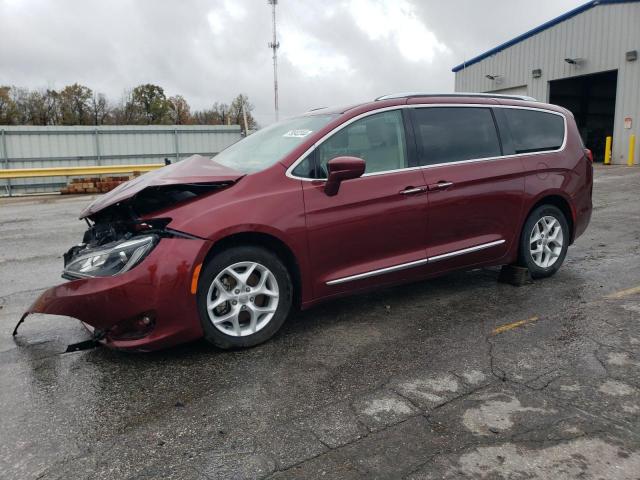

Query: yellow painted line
left=0, top=164, right=163, bottom=179
left=492, top=316, right=539, bottom=335
left=605, top=285, right=640, bottom=299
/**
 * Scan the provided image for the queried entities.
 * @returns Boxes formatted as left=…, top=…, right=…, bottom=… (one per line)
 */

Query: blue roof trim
left=452, top=0, right=639, bottom=72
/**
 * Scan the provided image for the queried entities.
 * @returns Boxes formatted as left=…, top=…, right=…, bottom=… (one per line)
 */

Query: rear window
left=411, top=107, right=502, bottom=165
left=503, top=109, right=565, bottom=154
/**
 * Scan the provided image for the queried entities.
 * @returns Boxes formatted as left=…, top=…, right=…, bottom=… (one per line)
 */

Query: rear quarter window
left=503, top=109, right=565, bottom=154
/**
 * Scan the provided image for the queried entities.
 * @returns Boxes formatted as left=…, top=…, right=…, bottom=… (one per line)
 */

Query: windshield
left=212, top=114, right=338, bottom=173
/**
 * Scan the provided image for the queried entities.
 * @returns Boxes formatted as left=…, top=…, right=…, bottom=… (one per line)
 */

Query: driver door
left=301, top=110, right=429, bottom=299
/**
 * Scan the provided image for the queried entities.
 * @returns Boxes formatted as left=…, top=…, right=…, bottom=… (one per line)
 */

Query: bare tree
left=90, top=92, right=109, bottom=125
left=20, top=89, right=61, bottom=125
left=0, top=86, right=18, bottom=125
left=111, top=89, right=137, bottom=124
left=9, top=87, right=32, bottom=124
left=229, top=94, right=257, bottom=133
left=168, top=95, right=191, bottom=125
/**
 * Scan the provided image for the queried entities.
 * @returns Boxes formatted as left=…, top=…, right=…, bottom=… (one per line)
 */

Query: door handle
left=400, top=186, right=427, bottom=195
left=427, top=181, right=453, bottom=191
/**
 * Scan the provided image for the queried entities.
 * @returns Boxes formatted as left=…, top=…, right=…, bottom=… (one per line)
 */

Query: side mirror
left=324, top=156, right=365, bottom=196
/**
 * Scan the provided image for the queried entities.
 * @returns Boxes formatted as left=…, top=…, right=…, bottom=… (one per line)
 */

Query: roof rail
left=374, top=92, right=537, bottom=102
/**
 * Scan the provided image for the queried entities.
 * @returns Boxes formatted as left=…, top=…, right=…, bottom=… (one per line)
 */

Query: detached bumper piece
left=15, top=237, right=211, bottom=352
left=13, top=313, right=104, bottom=352
left=65, top=331, right=105, bottom=353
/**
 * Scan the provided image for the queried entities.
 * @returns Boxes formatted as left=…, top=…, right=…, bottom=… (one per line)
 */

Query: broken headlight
left=63, top=235, right=158, bottom=279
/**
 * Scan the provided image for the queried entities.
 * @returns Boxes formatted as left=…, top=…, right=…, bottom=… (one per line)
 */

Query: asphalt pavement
left=1, top=165, right=639, bottom=479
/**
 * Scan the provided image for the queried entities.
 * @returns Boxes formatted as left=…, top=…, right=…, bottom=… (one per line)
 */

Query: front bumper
left=21, top=236, right=212, bottom=351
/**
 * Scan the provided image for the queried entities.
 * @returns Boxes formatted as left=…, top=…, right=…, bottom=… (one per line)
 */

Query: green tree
left=130, top=84, right=170, bottom=124
left=59, top=83, right=93, bottom=125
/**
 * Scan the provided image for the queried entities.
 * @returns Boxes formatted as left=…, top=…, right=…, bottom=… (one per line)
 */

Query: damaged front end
left=15, top=157, right=240, bottom=350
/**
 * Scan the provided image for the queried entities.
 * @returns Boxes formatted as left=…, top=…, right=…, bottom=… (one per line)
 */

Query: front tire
left=518, top=205, right=569, bottom=279
left=197, top=246, right=292, bottom=349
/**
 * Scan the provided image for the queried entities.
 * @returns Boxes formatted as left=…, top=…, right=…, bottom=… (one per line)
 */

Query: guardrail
left=0, top=164, right=163, bottom=180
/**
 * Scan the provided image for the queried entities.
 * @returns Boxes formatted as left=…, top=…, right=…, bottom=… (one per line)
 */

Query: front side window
left=503, top=109, right=565, bottom=154
left=315, top=110, right=408, bottom=178
left=213, top=114, right=337, bottom=174
left=412, top=107, right=502, bottom=165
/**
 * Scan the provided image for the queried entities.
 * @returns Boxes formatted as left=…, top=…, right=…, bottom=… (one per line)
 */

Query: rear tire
left=518, top=205, right=569, bottom=279
left=197, top=246, right=292, bottom=349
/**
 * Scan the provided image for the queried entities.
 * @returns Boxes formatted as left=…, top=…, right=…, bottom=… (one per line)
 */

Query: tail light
left=584, top=148, right=593, bottom=163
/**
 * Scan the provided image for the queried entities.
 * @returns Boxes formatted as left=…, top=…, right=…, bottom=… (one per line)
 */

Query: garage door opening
left=549, top=70, right=617, bottom=162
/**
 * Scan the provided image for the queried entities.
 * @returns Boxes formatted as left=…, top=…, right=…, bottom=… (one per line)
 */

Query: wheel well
left=203, top=232, right=302, bottom=308
left=528, top=195, right=575, bottom=243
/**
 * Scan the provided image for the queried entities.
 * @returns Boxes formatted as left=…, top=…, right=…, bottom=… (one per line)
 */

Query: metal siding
left=0, top=125, right=242, bottom=195
left=455, top=3, right=640, bottom=164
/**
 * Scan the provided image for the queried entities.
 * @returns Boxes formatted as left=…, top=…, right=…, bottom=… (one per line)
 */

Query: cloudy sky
left=0, top=0, right=587, bottom=125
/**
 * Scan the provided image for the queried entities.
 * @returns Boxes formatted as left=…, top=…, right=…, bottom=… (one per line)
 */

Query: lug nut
left=232, top=300, right=237, bottom=305
left=246, top=287, right=251, bottom=292
left=250, top=297, right=254, bottom=302
left=234, top=289, right=240, bottom=294
left=241, top=305, right=246, bottom=310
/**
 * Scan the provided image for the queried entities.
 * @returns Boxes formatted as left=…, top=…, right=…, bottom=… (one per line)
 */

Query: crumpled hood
left=79, top=155, right=244, bottom=218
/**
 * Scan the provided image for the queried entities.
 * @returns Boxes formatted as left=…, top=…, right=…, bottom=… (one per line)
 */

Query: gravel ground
left=1, top=165, right=639, bottom=479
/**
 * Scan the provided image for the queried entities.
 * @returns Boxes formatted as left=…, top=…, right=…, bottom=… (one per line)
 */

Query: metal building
left=1, top=125, right=242, bottom=196
left=453, top=0, right=639, bottom=164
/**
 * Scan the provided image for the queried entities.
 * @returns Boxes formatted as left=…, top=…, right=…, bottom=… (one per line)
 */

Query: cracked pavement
left=1, top=165, right=639, bottom=479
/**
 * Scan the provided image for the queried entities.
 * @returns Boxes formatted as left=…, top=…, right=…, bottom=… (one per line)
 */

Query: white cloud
left=346, top=0, right=450, bottom=62
left=207, top=11, right=225, bottom=35
left=223, top=0, right=246, bottom=20
left=280, top=27, right=353, bottom=77
left=207, top=0, right=247, bottom=35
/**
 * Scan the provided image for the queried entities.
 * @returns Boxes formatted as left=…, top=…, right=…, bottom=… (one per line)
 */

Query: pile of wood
left=60, top=175, right=138, bottom=195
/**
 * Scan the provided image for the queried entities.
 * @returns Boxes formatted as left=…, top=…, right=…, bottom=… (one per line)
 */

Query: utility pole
left=242, top=103, right=249, bottom=136
left=268, top=0, right=280, bottom=122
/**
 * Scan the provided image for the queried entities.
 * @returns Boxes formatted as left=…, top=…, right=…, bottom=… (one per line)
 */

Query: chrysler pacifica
left=17, top=93, right=593, bottom=351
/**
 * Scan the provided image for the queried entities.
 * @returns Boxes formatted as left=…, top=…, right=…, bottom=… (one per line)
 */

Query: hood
left=79, top=155, right=244, bottom=218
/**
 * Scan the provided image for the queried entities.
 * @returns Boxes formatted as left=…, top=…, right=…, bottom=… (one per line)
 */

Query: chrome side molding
left=429, top=239, right=505, bottom=262
left=325, top=239, right=506, bottom=286
left=326, top=258, right=430, bottom=286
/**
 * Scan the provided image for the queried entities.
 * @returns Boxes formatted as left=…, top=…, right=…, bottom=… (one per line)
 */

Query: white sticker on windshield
left=283, top=129, right=313, bottom=138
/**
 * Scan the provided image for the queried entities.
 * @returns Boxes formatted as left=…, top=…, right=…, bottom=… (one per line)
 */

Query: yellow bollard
left=604, top=136, right=612, bottom=165
left=629, top=134, right=636, bottom=167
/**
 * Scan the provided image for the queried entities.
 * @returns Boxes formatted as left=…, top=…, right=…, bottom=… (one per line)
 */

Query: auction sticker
left=283, top=129, right=312, bottom=138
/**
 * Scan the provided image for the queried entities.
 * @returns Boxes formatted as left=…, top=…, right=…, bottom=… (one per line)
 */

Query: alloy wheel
left=206, top=261, right=279, bottom=337
left=529, top=215, right=564, bottom=268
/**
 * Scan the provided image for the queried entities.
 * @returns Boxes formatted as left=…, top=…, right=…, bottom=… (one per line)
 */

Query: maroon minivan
left=19, top=93, right=593, bottom=351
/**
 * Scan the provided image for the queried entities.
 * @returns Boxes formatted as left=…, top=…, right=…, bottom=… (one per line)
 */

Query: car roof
left=305, top=93, right=565, bottom=119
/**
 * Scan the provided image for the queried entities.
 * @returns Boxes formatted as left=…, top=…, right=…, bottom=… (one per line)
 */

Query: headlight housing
left=63, top=235, right=158, bottom=279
